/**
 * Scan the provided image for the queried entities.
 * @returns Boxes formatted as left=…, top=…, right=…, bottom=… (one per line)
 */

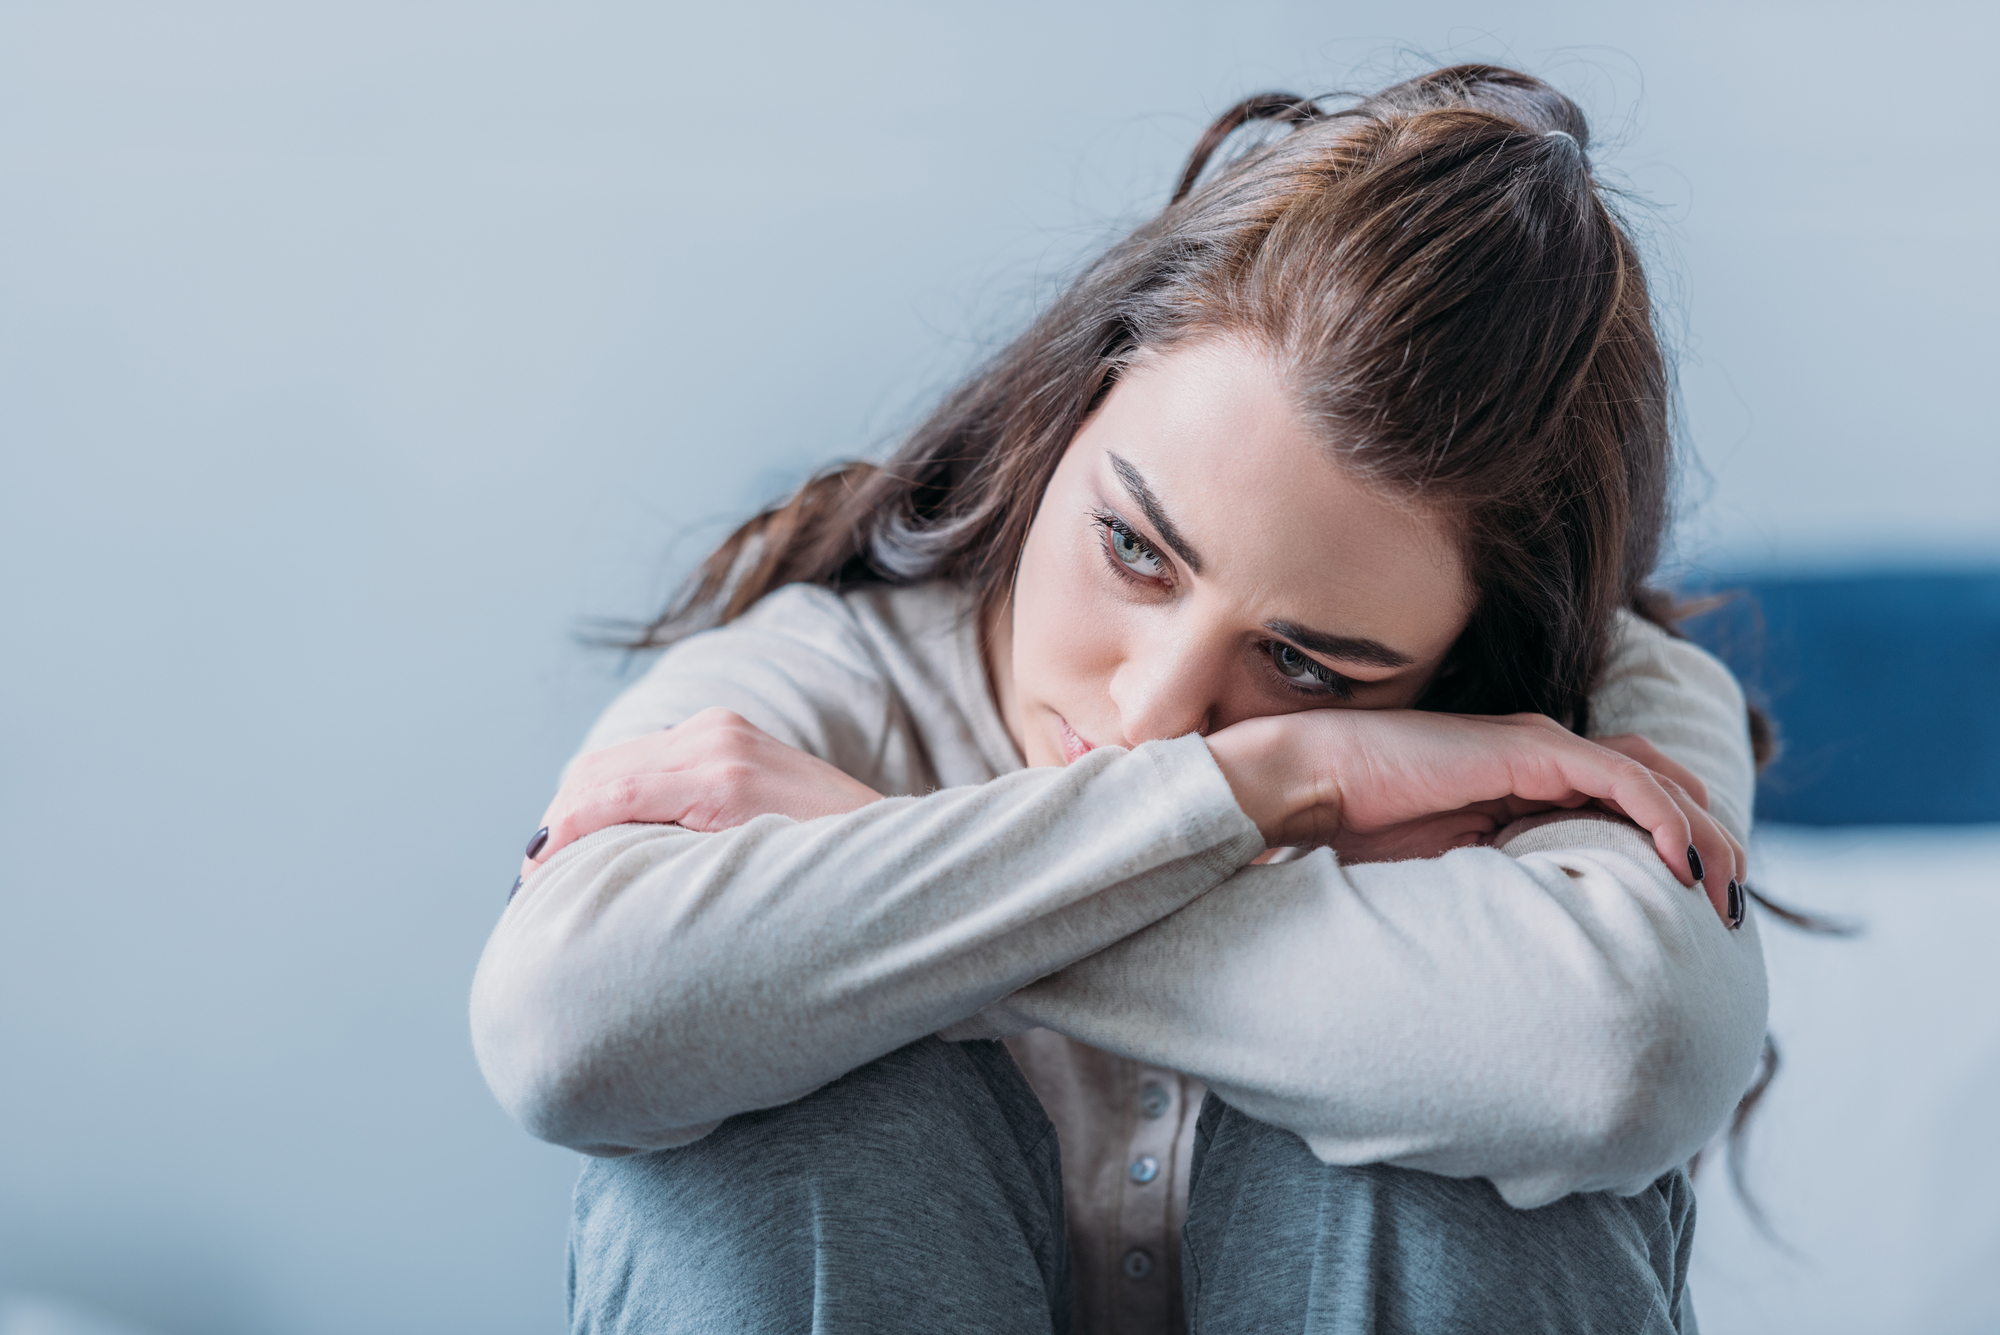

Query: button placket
left=1113, top=1066, right=1183, bottom=1330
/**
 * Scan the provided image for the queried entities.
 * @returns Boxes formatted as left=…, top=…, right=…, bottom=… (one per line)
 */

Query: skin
left=989, top=338, right=1474, bottom=860
left=991, top=341, right=1471, bottom=760
left=523, top=337, right=1746, bottom=916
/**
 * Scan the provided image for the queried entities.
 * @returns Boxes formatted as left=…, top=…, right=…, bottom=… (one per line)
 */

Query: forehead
left=1075, top=339, right=1472, bottom=657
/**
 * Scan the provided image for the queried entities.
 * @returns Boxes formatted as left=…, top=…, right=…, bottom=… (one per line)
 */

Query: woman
left=473, top=65, right=1765, bottom=1334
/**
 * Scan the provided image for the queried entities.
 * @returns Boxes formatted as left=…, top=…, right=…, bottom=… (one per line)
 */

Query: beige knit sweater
left=471, top=580, right=1765, bottom=1209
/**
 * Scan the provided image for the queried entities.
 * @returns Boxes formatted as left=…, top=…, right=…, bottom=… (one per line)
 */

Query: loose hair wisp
left=634, top=65, right=1673, bottom=739
left=628, top=60, right=1810, bottom=1218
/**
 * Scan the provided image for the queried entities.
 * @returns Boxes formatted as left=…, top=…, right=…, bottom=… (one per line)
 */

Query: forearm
left=470, top=734, right=1264, bottom=1155
left=989, top=816, right=1767, bottom=1207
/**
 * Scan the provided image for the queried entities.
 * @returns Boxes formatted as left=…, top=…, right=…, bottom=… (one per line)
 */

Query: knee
left=1185, top=1104, right=1691, bottom=1334
left=568, top=1039, right=1067, bottom=1334
left=578, top=1037, right=1028, bottom=1224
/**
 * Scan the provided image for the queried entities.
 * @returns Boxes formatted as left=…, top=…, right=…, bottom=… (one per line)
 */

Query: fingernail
left=525, top=827, right=549, bottom=859
left=1727, top=880, right=1744, bottom=930
left=1686, top=844, right=1705, bottom=883
left=508, top=875, right=523, bottom=903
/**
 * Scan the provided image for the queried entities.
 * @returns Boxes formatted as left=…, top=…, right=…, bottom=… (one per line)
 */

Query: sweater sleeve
left=470, top=735, right=1265, bottom=1156
left=561, top=584, right=905, bottom=785
left=978, top=614, right=1769, bottom=1207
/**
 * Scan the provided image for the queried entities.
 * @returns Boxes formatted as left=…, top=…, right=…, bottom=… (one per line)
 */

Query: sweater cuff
left=1496, top=812, right=1659, bottom=861
left=1139, top=733, right=1267, bottom=870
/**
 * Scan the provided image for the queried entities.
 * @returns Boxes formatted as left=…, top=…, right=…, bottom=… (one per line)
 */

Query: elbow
left=1570, top=977, right=1769, bottom=1187
left=469, top=830, right=753, bottom=1153
left=470, top=937, right=721, bottom=1156
left=470, top=965, right=607, bottom=1152
left=487, top=1042, right=599, bottom=1152
left=473, top=996, right=688, bottom=1157
left=470, top=938, right=671, bottom=1155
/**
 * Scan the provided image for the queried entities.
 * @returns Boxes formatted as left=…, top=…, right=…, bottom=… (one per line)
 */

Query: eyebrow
left=1108, top=453, right=1204, bottom=574
left=1263, top=620, right=1415, bottom=670
left=1107, top=451, right=1414, bottom=671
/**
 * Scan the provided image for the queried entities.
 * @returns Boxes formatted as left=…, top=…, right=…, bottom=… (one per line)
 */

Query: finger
left=1515, top=789, right=1739, bottom=926
left=1478, top=719, right=1673, bottom=827
left=1593, top=734, right=1710, bottom=811
left=516, top=811, right=557, bottom=884
left=564, top=728, right=693, bottom=791
left=1595, top=739, right=1745, bottom=912
left=532, top=771, right=709, bottom=867
left=1599, top=771, right=1741, bottom=922
left=1663, top=781, right=1735, bottom=921
left=1532, top=745, right=1699, bottom=885
left=1489, top=724, right=1735, bottom=904
left=1714, top=810, right=1748, bottom=911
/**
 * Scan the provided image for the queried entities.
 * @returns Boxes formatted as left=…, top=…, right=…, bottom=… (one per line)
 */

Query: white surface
left=1689, top=824, right=2000, bottom=1335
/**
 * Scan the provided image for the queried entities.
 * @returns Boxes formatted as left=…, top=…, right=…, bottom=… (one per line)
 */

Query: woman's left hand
left=520, top=707, right=883, bottom=879
left=1321, top=729, right=1740, bottom=886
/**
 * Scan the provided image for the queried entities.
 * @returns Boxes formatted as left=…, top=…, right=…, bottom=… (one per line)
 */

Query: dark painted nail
left=1686, top=844, right=1705, bottom=883
left=525, top=827, right=549, bottom=859
left=1727, top=880, right=1744, bottom=930
left=508, top=875, right=523, bottom=903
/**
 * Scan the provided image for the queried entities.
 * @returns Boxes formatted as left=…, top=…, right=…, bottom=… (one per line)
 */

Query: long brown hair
left=631, top=63, right=1804, bottom=1197
left=634, top=65, right=1671, bottom=739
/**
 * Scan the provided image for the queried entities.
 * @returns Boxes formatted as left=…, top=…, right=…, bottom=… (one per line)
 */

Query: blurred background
left=2, top=3, right=1994, bottom=1332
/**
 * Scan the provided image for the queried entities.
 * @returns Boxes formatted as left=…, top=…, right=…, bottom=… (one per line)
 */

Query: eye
left=1096, top=514, right=1167, bottom=580
left=1267, top=641, right=1352, bottom=699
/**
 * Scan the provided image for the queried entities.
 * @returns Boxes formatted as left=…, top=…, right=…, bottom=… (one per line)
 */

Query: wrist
left=1204, top=713, right=1342, bottom=845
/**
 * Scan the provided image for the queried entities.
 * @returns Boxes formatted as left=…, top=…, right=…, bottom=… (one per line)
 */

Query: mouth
left=1056, top=715, right=1097, bottom=765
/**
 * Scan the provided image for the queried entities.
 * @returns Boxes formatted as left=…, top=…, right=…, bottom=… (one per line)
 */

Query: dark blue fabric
left=1679, top=569, right=2000, bottom=826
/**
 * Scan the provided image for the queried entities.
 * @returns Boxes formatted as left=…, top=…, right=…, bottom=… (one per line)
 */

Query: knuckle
left=700, top=730, right=751, bottom=764
left=713, top=759, right=758, bottom=791
left=606, top=775, right=645, bottom=814
left=684, top=706, right=736, bottom=731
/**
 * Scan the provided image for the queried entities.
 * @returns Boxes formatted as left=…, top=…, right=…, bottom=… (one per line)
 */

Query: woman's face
left=992, top=337, right=1476, bottom=768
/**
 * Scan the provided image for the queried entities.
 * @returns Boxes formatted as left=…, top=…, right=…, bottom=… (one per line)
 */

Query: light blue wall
left=2, top=4, right=1993, bottom=1333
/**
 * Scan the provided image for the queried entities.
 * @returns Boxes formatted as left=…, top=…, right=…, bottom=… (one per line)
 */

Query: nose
left=1107, top=620, right=1234, bottom=744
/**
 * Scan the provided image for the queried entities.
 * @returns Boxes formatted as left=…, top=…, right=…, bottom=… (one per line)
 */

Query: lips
left=1057, top=715, right=1097, bottom=765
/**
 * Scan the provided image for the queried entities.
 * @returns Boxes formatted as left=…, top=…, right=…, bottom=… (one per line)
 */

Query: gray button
left=1139, top=1081, right=1171, bottom=1118
left=1122, top=1248, right=1153, bottom=1279
left=1129, top=1154, right=1160, bottom=1184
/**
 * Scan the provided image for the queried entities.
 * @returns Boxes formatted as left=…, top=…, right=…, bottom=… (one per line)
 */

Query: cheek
left=1011, top=521, right=1125, bottom=703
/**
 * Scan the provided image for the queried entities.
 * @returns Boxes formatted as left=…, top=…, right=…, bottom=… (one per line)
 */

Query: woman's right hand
left=520, top=708, right=883, bottom=880
left=1204, top=709, right=1744, bottom=922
